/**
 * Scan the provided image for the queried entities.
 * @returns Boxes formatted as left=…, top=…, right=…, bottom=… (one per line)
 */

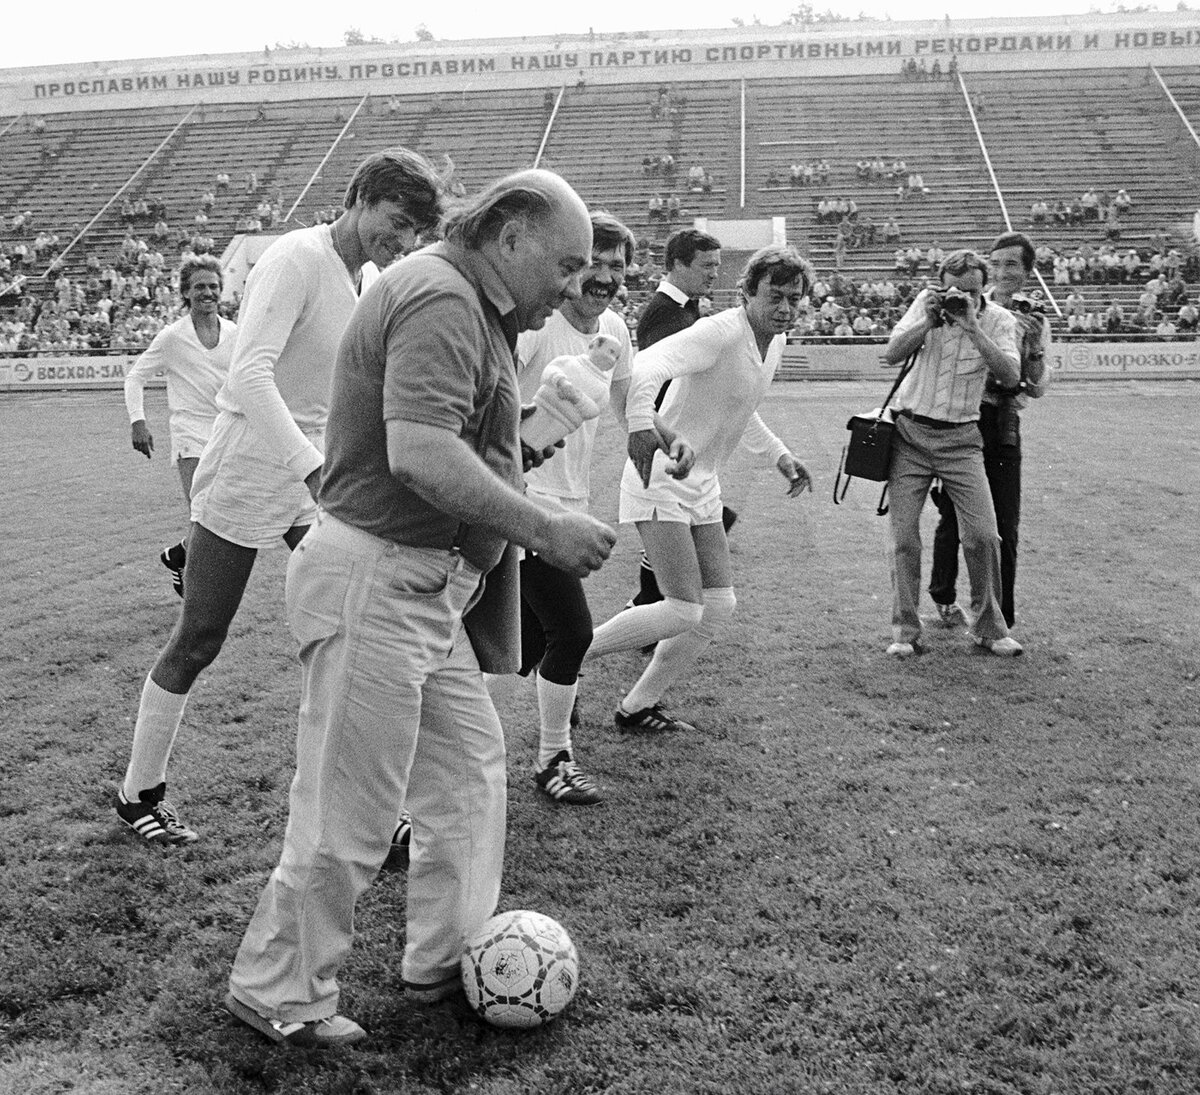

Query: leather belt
left=897, top=408, right=965, bottom=431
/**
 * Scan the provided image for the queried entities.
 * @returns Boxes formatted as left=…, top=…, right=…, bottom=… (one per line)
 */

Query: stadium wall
left=4, top=342, right=1198, bottom=393
left=1, top=12, right=1196, bottom=117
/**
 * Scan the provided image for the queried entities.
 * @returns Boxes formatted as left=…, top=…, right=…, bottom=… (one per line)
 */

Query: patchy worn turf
left=1, top=382, right=1197, bottom=1094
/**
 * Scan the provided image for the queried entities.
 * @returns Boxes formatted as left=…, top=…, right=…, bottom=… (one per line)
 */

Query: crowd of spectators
left=1029, top=187, right=1135, bottom=240
left=0, top=178, right=251, bottom=353
left=899, top=56, right=958, bottom=82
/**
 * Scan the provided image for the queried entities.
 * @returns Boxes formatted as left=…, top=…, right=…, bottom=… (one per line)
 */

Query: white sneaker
left=886, top=641, right=917, bottom=658
left=973, top=634, right=1023, bottom=657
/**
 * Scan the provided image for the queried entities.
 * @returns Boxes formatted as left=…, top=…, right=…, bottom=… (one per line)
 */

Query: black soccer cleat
left=613, top=704, right=696, bottom=734
left=115, top=782, right=198, bottom=845
left=160, top=541, right=187, bottom=599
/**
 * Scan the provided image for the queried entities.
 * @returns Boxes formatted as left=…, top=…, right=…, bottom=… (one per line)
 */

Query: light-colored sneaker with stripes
left=115, top=782, right=198, bottom=845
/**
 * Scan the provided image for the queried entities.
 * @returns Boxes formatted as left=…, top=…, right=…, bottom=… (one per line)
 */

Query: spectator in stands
left=1162, top=271, right=1188, bottom=308
left=1104, top=301, right=1125, bottom=333
left=1080, top=188, right=1099, bottom=220
left=1177, top=300, right=1198, bottom=333
left=852, top=309, right=875, bottom=336
left=1155, top=313, right=1177, bottom=338
left=246, top=171, right=258, bottom=194
left=1030, top=200, right=1048, bottom=224
left=883, top=216, right=901, bottom=243
left=1053, top=254, right=1070, bottom=286
left=688, top=164, right=706, bottom=191
left=1103, top=204, right=1121, bottom=240
left=1113, top=188, right=1133, bottom=213
left=1136, top=286, right=1159, bottom=325
left=766, top=169, right=781, bottom=188
left=816, top=158, right=830, bottom=184
left=647, top=193, right=664, bottom=220
left=930, top=59, right=942, bottom=80
left=216, top=172, right=231, bottom=191
left=947, top=56, right=958, bottom=79
left=200, top=191, right=216, bottom=212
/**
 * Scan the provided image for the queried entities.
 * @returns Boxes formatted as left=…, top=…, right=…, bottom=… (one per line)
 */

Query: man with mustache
left=515, top=211, right=691, bottom=805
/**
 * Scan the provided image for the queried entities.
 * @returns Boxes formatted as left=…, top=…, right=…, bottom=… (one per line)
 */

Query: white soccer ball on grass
left=461, top=909, right=579, bottom=1028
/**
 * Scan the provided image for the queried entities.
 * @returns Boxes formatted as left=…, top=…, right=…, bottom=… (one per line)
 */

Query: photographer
left=882, top=249, right=1023, bottom=658
left=929, top=233, right=1051, bottom=629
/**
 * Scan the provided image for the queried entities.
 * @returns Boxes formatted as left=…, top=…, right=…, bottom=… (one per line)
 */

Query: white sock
left=536, top=674, right=576, bottom=768
left=622, top=588, right=736, bottom=713
left=586, top=597, right=704, bottom=660
left=122, top=675, right=190, bottom=800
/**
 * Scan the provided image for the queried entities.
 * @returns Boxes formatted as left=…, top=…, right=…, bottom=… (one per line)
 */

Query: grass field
left=1, top=381, right=1198, bottom=1095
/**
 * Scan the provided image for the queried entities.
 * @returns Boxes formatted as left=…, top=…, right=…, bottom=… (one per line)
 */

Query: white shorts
left=171, top=430, right=211, bottom=466
left=617, top=458, right=723, bottom=527
left=189, top=412, right=320, bottom=549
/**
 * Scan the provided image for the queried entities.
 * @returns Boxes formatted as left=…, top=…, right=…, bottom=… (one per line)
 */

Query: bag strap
left=876, top=351, right=919, bottom=419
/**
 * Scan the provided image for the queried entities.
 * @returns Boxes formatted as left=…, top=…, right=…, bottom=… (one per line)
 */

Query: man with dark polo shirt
left=224, top=170, right=617, bottom=1048
left=630, top=227, right=722, bottom=609
left=637, top=227, right=721, bottom=352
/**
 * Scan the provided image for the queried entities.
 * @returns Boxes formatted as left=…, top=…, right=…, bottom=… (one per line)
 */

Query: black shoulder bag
left=833, top=352, right=917, bottom=516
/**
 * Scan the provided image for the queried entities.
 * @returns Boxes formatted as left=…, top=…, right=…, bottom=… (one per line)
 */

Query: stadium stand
left=3, top=35, right=1199, bottom=354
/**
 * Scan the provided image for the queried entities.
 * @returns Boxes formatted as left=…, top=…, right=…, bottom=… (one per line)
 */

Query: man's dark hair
left=937, top=248, right=989, bottom=286
left=179, top=254, right=223, bottom=300
left=591, top=211, right=634, bottom=266
left=665, top=228, right=721, bottom=271
left=990, top=231, right=1036, bottom=273
left=342, top=147, right=446, bottom=234
left=442, top=170, right=569, bottom=249
left=738, top=244, right=815, bottom=302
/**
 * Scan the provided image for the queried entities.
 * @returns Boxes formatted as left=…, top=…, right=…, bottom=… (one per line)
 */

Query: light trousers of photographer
left=887, top=415, right=1009, bottom=646
left=228, top=512, right=506, bottom=1023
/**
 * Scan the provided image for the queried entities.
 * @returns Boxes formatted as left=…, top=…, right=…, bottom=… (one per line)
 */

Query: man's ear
left=496, top=218, right=523, bottom=259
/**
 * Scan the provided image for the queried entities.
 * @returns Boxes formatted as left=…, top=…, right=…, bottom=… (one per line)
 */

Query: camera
left=928, top=286, right=973, bottom=326
left=1008, top=291, right=1046, bottom=317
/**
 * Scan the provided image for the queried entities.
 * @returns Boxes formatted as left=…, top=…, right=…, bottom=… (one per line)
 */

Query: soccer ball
left=461, top=910, right=579, bottom=1028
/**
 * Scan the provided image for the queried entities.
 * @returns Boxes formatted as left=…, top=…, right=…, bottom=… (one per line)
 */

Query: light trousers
left=887, top=416, right=1009, bottom=646
left=229, top=512, right=506, bottom=1023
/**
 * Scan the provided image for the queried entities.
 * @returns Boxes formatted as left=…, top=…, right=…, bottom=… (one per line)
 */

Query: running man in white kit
left=113, top=148, right=446, bottom=845
left=123, top=255, right=234, bottom=597
left=585, top=244, right=815, bottom=733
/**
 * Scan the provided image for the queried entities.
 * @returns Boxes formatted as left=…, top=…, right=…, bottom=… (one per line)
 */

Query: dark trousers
left=929, top=403, right=1022, bottom=627
left=519, top=553, right=593, bottom=684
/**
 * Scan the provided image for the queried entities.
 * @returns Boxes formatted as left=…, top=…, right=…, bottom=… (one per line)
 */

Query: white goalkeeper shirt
left=625, top=305, right=789, bottom=479
left=123, top=314, right=235, bottom=463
